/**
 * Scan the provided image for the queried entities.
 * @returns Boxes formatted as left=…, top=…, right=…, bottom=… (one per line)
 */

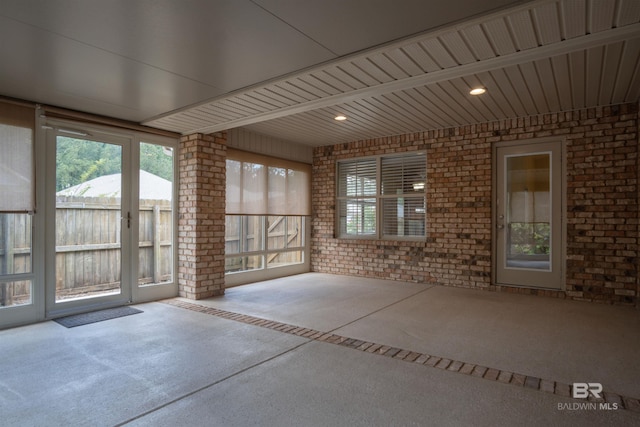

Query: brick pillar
left=178, top=132, right=226, bottom=299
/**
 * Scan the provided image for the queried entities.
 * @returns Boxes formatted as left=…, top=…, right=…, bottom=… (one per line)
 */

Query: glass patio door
left=46, top=129, right=132, bottom=317
left=495, top=141, right=563, bottom=289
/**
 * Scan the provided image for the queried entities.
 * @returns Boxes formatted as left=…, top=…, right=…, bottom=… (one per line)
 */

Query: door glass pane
left=138, top=142, right=173, bottom=287
left=506, top=154, right=551, bottom=271
left=55, top=137, right=122, bottom=301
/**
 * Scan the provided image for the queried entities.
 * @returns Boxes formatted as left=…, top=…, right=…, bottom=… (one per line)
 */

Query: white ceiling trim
left=160, top=23, right=640, bottom=135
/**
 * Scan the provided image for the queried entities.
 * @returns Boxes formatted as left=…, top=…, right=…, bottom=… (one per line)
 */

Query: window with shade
left=225, top=149, right=311, bottom=275
left=337, top=153, right=426, bottom=240
left=0, top=101, right=35, bottom=309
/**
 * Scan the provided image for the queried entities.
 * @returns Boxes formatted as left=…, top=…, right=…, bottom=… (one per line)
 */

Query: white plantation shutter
left=380, top=155, right=425, bottom=195
left=381, top=154, right=426, bottom=237
left=226, top=149, right=311, bottom=216
left=337, top=159, right=377, bottom=236
left=337, top=153, right=426, bottom=238
left=0, top=102, right=35, bottom=212
left=337, top=159, right=377, bottom=197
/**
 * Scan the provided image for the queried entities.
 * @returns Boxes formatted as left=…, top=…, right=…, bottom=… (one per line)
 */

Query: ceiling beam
left=148, top=23, right=640, bottom=135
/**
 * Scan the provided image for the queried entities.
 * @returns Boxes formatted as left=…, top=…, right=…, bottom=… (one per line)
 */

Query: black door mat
left=53, top=306, right=143, bottom=328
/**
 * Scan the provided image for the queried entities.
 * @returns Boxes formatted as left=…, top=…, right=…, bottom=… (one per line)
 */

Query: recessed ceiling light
left=334, top=115, right=347, bottom=121
left=469, top=87, right=486, bottom=96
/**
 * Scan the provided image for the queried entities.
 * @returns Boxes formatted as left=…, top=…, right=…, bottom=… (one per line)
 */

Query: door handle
left=121, top=212, right=131, bottom=228
left=497, top=224, right=504, bottom=229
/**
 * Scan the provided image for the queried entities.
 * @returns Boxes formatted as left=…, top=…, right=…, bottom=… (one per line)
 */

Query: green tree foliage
left=56, top=137, right=173, bottom=191
left=140, top=142, right=173, bottom=181
left=56, top=137, right=121, bottom=191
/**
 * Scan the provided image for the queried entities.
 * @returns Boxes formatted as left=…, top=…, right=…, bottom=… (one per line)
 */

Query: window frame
left=336, top=152, right=427, bottom=241
left=224, top=214, right=310, bottom=287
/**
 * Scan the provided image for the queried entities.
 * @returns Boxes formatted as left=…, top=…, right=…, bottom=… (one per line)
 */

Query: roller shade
left=226, top=149, right=311, bottom=215
left=0, top=102, right=35, bottom=212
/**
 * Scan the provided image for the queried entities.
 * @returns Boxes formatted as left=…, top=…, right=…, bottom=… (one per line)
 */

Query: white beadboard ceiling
left=1, top=0, right=639, bottom=147
left=145, top=0, right=640, bottom=146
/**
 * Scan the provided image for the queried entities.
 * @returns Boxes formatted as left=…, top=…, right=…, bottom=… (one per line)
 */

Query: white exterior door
left=495, top=140, right=563, bottom=290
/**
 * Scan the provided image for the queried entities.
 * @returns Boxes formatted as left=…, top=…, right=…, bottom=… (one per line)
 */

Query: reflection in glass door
left=51, top=134, right=130, bottom=310
left=505, top=154, right=551, bottom=270
left=496, top=141, right=563, bottom=289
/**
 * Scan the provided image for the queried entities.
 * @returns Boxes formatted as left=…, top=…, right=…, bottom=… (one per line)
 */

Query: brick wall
left=311, top=104, right=639, bottom=305
left=565, top=105, right=638, bottom=304
left=178, top=132, right=227, bottom=299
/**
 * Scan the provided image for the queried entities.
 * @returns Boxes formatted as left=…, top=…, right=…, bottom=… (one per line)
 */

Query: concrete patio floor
left=1, top=273, right=638, bottom=426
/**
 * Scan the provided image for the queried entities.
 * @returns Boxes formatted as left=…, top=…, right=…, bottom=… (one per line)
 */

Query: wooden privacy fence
left=225, top=215, right=303, bottom=272
left=0, top=196, right=172, bottom=305
left=0, top=213, right=31, bottom=306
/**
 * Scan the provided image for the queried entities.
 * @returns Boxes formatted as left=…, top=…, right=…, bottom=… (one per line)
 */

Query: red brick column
left=178, top=132, right=226, bottom=299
